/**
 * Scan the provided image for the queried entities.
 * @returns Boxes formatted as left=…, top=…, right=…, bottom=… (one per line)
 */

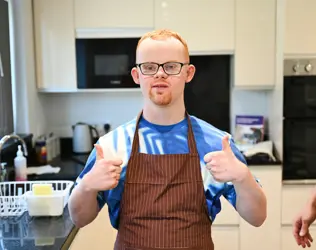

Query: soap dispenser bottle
left=14, top=145, right=27, bottom=181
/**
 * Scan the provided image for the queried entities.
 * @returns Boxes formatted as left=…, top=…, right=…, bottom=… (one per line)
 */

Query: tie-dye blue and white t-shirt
left=75, top=115, right=255, bottom=229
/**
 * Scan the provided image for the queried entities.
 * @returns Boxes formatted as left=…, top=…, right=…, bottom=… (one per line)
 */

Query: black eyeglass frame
left=135, top=62, right=190, bottom=75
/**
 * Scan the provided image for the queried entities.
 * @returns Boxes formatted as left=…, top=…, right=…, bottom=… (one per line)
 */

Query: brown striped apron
left=114, top=111, right=214, bottom=250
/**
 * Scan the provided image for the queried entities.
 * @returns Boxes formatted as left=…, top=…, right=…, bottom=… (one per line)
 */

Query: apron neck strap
left=131, top=110, right=198, bottom=155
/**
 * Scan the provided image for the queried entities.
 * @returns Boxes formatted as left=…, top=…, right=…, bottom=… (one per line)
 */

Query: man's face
left=131, top=37, right=195, bottom=106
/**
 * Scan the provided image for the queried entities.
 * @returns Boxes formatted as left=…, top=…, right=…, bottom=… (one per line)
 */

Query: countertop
left=1, top=155, right=88, bottom=250
left=7, top=155, right=88, bottom=183
left=0, top=206, right=79, bottom=250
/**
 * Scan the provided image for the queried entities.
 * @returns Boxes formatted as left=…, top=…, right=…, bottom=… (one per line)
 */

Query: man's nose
left=155, top=65, right=167, bottom=78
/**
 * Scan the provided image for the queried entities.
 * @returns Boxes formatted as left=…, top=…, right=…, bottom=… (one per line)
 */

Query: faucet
left=0, top=134, right=28, bottom=181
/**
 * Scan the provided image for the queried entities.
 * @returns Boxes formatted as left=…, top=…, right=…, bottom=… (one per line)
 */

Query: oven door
left=284, top=75, right=316, bottom=118
left=283, top=118, right=316, bottom=182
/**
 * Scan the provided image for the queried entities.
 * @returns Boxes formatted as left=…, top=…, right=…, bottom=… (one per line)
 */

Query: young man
left=68, top=29, right=267, bottom=250
left=292, top=188, right=316, bottom=248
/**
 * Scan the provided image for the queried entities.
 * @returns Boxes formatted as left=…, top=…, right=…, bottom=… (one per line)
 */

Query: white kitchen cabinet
left=234, top=0, right=276, bottom=88
left=154, top=0, right=235, bottom=54
left=281, top=226, right=316, bottom=250
left=282, top=184, right=316, bottom=226
left=212, top=226, right=239, bottom=250
left=33, top=0, right=77, bottom=92
left=284, top=0, right=316, bottom=56
left=74, top=0, right=154, bottom=30
left=69, top=206, right=117, bottom=250
left=240, top=165, right=282, bottom=250
left=213, top=196, right=240, bottom=226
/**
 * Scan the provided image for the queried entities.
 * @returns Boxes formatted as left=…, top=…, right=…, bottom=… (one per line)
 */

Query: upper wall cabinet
left=154, top=0, right=235, bottom=54
left=234, top=0, right=276, bottom=89
left=74, top=0, right=154, bottom=30
left=33, top=0, right=77, bottom=92
left=284, top=0, right=316, bottom=56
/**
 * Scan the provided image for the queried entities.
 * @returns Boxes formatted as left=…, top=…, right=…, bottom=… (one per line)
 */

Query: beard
left=149, top=87, right=172, bottom=106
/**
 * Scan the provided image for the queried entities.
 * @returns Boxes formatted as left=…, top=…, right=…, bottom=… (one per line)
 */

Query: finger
left=305, top=239, right=311, bottom=248
left=110, top=172, right=118, bottom=179
left=108, top=165, right=122, bottom=173
left=300, top=220, right=309, bottom=237
left=307, top=233, right=313, bottom=242
left=222, top=135, right=232, bottom=152
left=110, top=180, right=119, bottom=189
left=204, top=151, right=222, bottom=163
left=106, top=158, right=123, bottom=167
left=206, top=159, right=218, bottom=168
left=94, top=144, right=104, bottom=160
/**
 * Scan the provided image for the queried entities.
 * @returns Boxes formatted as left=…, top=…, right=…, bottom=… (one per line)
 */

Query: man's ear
left=131, top=67, right=140, bottom=85
left=186, top=64, right=196, bottom=83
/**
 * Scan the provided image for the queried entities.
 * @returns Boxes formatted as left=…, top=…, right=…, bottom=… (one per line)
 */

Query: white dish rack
left=0, top=180, right=74, bottom=217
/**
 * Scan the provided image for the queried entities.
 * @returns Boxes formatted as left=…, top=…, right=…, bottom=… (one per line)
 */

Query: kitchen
left=1, top=0, right=316, bottom=249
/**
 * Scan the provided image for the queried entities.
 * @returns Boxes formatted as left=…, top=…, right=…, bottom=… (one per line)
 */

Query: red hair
left=137, top=29, right=190, bottom=60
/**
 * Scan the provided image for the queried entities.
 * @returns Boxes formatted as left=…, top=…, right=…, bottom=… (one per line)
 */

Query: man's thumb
left=299, top=221, right=309, bottom=236
left=94, top=144, right=104, bottom=160
left=222, top=135, right=232, bottom=152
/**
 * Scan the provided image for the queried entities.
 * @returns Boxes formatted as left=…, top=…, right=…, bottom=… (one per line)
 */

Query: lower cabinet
left=212, top=226, right=239, bottom=250
left=281, top=226, right=316, bottom=250
left=239, top=165, right=282, bottom=250
left=69, top=206, right=117, bottom=250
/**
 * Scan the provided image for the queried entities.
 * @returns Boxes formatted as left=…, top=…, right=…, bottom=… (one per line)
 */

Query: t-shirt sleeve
left=223, top=137, right=261, bottom=209
left=74, top=141, right=108, bottom=210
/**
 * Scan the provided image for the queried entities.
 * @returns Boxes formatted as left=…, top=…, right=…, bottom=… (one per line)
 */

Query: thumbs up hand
left=203, top=135, right=247, bottom=183
left=81, top=144, right=123, bottom=193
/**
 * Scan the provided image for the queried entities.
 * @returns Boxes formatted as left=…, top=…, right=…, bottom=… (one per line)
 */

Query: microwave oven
left=76, top=38, right=140, bottom=89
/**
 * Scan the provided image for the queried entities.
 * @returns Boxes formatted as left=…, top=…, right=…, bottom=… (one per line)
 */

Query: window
left=0, top=0, right=14, bottom=138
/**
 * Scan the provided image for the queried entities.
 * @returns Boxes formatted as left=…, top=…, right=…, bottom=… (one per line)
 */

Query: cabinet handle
left=0, top=53, right=3, bottom=77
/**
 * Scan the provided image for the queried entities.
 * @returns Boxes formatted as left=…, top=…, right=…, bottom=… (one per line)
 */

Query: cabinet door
left=212, top=226, right=239, bottom=250
left=74, top=0, right=154, bottom=29
left=154, top=0, right=234, bottom=54
left=284, top=0, right=316, bottom=55
left=282, top=226, right=316, bottom=250
left=240, top=166, right=282, bottom=250
left=33, top=0, right=77, bottom=92
left=69, top=206, right=117, bottom=250
left=235, top=0, right=276, bottom=88
left=213, top=196, right=240, bottom=226
left=282, top=185, right=316, bottom=226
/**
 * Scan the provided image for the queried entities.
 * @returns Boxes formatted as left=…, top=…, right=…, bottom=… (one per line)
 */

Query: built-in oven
left=283, top=58, right=316, bottom=183
left=76, top=38, right=140, bottom=89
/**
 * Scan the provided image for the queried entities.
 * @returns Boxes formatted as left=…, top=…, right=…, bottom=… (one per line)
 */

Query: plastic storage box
left=0, top=180, right=74, bottom=217
left=24, top=180, right=74, bottom=216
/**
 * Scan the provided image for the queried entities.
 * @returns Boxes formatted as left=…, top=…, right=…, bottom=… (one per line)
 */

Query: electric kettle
left=72, top=122, right=99, bottom=154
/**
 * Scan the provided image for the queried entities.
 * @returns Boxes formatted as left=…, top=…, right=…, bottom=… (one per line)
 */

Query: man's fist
left=81, top=144, right=123, bottom=192
left=204, top=135, right=247, bottom=183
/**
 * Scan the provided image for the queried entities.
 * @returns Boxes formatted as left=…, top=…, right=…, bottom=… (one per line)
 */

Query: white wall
left=39, top=89, right=269, bottom=138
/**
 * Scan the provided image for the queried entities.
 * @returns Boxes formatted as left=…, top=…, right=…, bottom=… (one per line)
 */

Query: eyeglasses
left=136, top=62, right=189, bottom=75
